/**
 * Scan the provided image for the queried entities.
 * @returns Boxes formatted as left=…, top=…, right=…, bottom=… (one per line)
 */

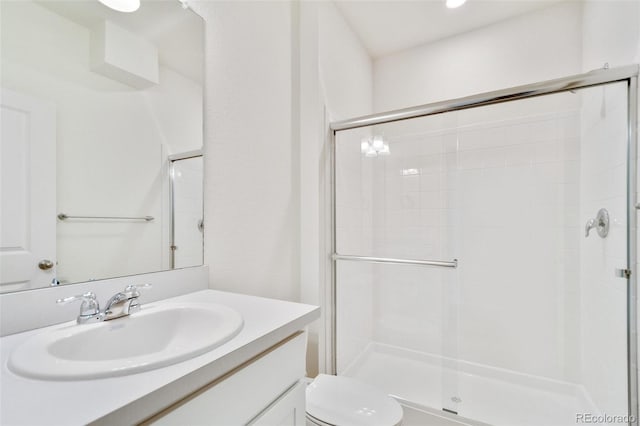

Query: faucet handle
left=125, top=283, right=152, bottom=290
left=56, top=292, right=100, bottom=320
left=585, top=208, right=610, bottom=238
left=124, top=284, right=152, bottom=313
left=585, top=218, right=597, bottom=237
left=124, top=283, right=152, bottom=295
left=56, top=291, right=97, bottom=307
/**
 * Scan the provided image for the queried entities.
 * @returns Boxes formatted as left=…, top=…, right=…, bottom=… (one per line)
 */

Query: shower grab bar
left=57, top=213, right=154, bottom=222
left=332, top=254, right=457, bottom=268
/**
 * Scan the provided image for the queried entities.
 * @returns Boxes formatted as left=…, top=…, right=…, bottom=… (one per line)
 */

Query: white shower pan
left=342, top=343, right=598, bottom=426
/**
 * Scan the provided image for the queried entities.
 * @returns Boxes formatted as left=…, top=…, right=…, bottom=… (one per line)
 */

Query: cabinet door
left=250, top=381, right=306, bottom=426
left=147, top=332, right=307, bottom=426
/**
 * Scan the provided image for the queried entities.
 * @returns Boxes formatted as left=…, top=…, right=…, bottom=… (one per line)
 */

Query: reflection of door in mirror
left=170, top=154, right=203, bottom=269
left=0, top=89, right=57, bottom=292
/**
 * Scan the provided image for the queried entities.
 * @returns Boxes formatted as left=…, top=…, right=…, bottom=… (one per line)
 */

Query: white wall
left=209, top=0, right=379, bottom=375
left=298, top=0, right=325, bottom=378
left=580, top=0, right=640, bottom=415
left=317, top=2, right=373, bottom=121
left=189, top=0, right=374, bottom=376
left=316, top=1, right=374, bottom=375
left=190, top=1, right=300, bottom=302
left=373, top=1, right=583, bottom=112
left=1, top=1, right=202, bottom=284
left=581, top=0, right=640, bottom=72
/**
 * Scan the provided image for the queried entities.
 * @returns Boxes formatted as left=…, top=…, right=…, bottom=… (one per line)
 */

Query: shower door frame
left=328, top=64, right=639, bottom=424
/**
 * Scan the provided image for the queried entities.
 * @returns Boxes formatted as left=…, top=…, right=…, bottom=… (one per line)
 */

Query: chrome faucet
left=57, top=284, right=151, bottom=324
left=103, top=284, right=149, bottom=320
left=56, top=292, right=104, bottom=324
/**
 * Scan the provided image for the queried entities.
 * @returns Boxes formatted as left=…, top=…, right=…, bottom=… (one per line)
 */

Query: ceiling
left=35, top=0, right=204, bottom=84
left=334, top=0, right=566, bottom=58
left=35, top=0, right=566, bottom=79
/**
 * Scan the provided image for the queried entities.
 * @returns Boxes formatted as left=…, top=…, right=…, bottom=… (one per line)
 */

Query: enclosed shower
left=330, top=66, right=638, bottom=425
left=169, top=152, right=204, bottom=269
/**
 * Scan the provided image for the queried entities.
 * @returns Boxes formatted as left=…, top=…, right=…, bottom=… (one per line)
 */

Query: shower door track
left=328, top=64, right=639, bottom=425
left=330, top=64, right=638, bottom=131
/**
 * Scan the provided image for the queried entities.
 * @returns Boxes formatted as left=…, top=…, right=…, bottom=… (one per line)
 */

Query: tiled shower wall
left=579, top=82, right=629, bottom=415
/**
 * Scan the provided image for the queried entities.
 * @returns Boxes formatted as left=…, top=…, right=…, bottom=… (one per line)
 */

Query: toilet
left=306, top=374, right=404, bottom=426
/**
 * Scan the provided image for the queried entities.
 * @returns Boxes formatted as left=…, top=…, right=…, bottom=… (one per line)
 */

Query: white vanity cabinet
left=0, top=289, right=319, bottom=426
left=145, top=332, right=308, bottom=426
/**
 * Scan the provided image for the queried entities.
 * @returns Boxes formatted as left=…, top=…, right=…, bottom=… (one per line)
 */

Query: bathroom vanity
left=0, top=289, right=320, bottom=425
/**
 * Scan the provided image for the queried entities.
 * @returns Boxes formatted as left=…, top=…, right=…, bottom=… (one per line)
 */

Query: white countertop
left=0, top=289, right=320, bottom=426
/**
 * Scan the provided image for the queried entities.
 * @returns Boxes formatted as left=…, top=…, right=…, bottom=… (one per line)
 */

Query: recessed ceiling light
left=446, top=0, right=467, bottom=9
left=97, top=0, right=140, bottom=13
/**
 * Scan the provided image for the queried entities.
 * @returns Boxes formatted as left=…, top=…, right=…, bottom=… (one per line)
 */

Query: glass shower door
left=334, top=115, right=457, bottom=413
left=333, top=78, right=633, bottom=426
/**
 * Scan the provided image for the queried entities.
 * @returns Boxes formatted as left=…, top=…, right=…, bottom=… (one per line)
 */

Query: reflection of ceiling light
left=372, top=135, right=384, bottom=151
left=97, top=0, right=140, bottom=13
left=446, top=0, right=466, bottom=8
left=360, top=135, right=390, bottom=158
left=402, top=168, right=420, bottom=176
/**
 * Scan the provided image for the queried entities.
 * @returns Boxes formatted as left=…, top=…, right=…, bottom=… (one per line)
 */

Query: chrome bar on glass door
left=332, top=254, right=458, bottom=268
left=57, top=213, right=154, bottom=222
left=330, top=64, right=639, bottom=131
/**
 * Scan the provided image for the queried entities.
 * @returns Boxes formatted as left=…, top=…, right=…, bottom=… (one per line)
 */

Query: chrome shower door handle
left=585, top=208, right=610, bottom=238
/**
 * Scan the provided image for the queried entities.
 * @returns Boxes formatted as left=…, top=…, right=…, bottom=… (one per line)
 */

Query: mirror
left=0, top=0, right=204, bottom=293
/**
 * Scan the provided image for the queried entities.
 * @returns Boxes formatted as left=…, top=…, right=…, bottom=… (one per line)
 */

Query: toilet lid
left=306, top=374, right=403, bottom=426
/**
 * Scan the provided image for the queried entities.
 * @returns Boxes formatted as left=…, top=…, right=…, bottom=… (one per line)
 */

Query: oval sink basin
left=8, top=302, right=243, bottom=380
